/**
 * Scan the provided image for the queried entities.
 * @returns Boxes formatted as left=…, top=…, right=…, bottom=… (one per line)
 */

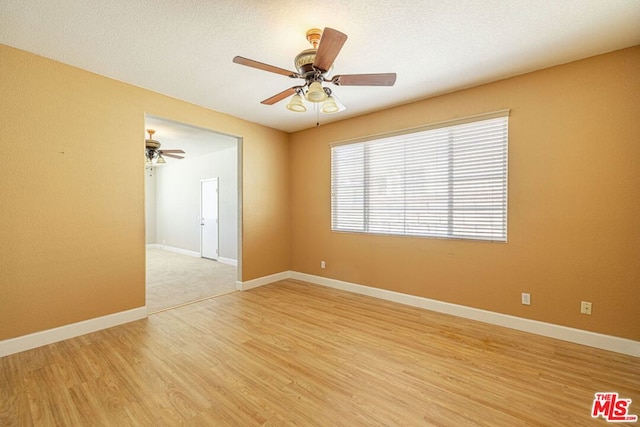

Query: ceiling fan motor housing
left=145, top=129, right=161, bottom=150
left=295, top=28, right=333, bottom=80
left=145, top=139, right=161, bottom=150
left=294, top=48, right=318, bottom=77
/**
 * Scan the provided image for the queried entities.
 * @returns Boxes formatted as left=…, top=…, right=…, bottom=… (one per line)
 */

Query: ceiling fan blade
left=162, top=153, right=184, bottom=159
left=313, top=28, right=347, bottom=72
left=160, top=149, right=185, bottom=154
left=331, top=73, right=397, bottom=86
left=233, top=56, right=298, bottom=78
left=261, top=87, right=297, bottom=105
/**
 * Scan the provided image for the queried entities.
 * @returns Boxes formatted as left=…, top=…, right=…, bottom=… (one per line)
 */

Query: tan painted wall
left=289, top=46, right=640, bottom=341
left=0, top=45, right=290, bottom=340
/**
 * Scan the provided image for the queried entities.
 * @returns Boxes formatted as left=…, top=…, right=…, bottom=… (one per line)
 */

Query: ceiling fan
left=232, top=27, right=396, bottom=114
left=145, top=129, right=185, bottom=165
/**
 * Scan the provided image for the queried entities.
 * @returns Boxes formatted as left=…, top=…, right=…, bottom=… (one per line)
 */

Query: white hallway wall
left=146, top=145, right=238, bottom=261
left=145, top=167, right=157, bottom=245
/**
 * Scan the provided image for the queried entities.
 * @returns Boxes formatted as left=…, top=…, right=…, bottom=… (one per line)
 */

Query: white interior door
left=201, top=178, right=219, bottom=260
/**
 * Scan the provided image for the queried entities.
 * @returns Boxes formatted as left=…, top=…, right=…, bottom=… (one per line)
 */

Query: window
left=331, top=111, right=508, bottom=242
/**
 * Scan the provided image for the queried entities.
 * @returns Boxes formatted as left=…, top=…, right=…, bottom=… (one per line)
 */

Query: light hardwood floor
left=1, top=280, right=638, bottom=426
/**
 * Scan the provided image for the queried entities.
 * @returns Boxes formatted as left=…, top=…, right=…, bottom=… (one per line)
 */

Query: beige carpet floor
left=146, top=248, right=237, bottom=313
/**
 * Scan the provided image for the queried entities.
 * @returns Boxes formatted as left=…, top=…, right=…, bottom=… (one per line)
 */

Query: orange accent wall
left=0, top=44, right=290, bottom=340
left=289, top=46, right=640, bottom=341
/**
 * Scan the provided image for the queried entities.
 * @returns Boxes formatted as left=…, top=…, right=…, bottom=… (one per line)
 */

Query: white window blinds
left=331, top=113, right=508, bottom=242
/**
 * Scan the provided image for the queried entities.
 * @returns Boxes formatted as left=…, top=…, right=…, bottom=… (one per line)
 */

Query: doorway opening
left=144, top=115, right=241, bottom=313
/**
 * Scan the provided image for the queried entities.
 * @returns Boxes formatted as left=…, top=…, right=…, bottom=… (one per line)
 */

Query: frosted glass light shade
left=286, top=94, right=307, bottom=112
left=321, top=96, right=339, bottom=114
left=305, top=81, right=327, bottom=103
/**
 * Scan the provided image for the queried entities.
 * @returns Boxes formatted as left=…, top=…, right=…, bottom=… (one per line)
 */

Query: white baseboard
left=6, top=271, right=635, bottom=358
left=157, top=245, right=201, bottom=258
left=290, top=272, right=640, bottom=358
left=236, top=271, right=292, bottom=291
left=146, top=244, right=200, bottom=258
left=148, top=245, right=236, bottom=263
left=0, top=307, right=147, bottom=357
left=218, top=257, right=238, bottom=266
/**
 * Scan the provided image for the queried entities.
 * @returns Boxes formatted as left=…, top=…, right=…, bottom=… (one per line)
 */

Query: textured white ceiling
left=2, top=0, right=640, bottom=133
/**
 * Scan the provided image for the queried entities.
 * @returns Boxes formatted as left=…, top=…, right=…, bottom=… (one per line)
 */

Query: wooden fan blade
left=261, top=87, right=297, bottom=105
left=313, top=28, right=347, bottom=72
left=160, top=149, right=185, bottom=154
left=331, top=73, right=397, bottom=86
left=233, top=56, right=298, bottom=78
left=162, top=153, right=184, bottom=159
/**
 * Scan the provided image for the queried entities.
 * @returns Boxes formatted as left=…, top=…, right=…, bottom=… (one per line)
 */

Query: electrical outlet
left=521, top=293, right=531, bottom=305
left=581, top=301, right=592, bottom=315
left=320, top=261, right=326, bottom=269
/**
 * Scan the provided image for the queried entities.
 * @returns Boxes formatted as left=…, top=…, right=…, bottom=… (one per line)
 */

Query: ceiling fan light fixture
left=321, top=96, right=339, bottom=114
left=144, top=129, right=185, bottom=165
left=286, top=93, right=307, bottom=112
left=233, top=27, right=396, bottom=116
left=306, top=81, right=327, bottom=103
